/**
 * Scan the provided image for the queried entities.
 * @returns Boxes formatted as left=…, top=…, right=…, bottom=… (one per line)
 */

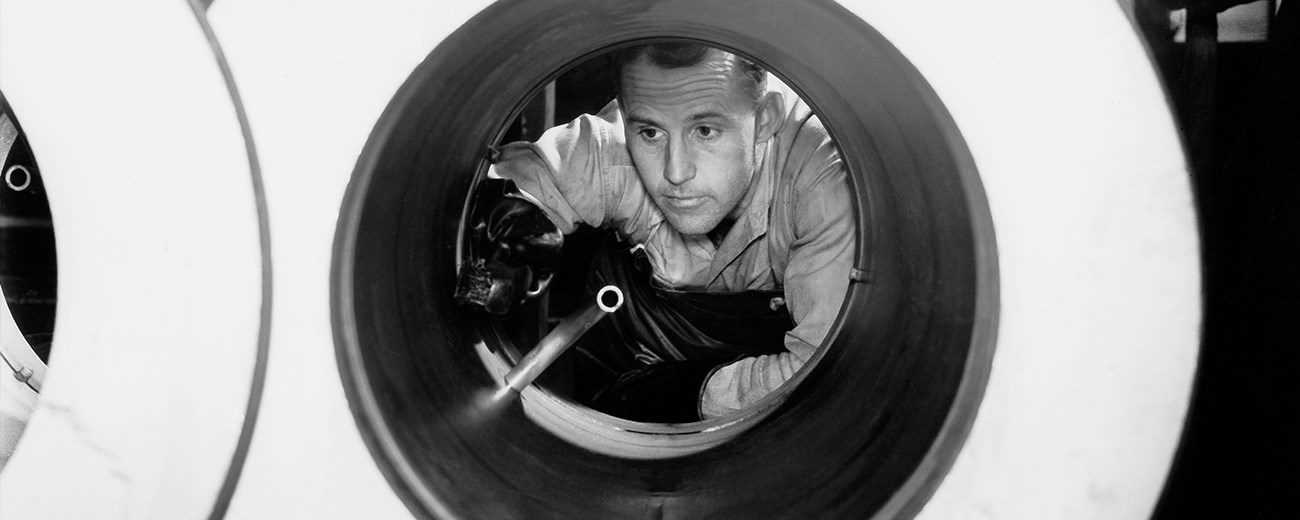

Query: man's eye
left=639, top=128, right=661, bottom=140
left=696, top=126, right=717, bottom=138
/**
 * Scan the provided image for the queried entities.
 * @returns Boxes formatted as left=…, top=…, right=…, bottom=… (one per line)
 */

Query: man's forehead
left=622, top=50, right=741, bottom=85
left=620, top=53, right=749, bottom=116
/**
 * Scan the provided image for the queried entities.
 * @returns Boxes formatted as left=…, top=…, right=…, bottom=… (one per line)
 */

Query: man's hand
left=456, top=178, right=563, bottom=314
left=588, top=358, right=732, bottom=423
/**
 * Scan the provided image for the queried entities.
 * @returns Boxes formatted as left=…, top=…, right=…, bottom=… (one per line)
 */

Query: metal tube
left=504, top=285, right=623, bottom=392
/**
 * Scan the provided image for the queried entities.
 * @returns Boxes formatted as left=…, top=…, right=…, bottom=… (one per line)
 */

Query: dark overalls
left=572, top=236, right=793, bottom=423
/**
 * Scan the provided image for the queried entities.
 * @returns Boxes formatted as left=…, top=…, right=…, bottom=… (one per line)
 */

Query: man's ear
left=755, top=91, right=786, bottom=141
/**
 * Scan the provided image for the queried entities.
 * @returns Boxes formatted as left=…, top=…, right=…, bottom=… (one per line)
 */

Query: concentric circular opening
left=334, top=1, right=997, bottom=518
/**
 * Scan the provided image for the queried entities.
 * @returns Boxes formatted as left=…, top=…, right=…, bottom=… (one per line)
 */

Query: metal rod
left=504, top=285, right=623, bottom=392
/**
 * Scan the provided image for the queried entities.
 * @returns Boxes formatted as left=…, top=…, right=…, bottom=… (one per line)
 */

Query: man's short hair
left=614, top=43, right=767, bottom=108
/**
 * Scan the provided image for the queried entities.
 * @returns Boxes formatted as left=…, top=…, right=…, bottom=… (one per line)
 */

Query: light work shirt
left=490, top=86, right=855, bottom=419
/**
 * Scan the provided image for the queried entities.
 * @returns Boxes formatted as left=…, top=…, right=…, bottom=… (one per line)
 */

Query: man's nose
left=663, top=140, right=694, bottom=186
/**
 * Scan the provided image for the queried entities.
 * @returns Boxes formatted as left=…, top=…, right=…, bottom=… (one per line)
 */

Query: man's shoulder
left=554, top=101, right=632, bottom=165
left=772, top=96, right=845, bottom=191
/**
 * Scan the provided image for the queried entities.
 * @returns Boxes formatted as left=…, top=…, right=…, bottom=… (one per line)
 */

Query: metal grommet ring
left=5, top=165, right=31, bottom=192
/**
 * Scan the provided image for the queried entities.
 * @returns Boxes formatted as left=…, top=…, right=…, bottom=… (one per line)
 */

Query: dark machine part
left=0, top=94, right=56, bottom=364
left=1135, top=2, right=1300, bottom=518
left=454, top=178, right=563, bottom=315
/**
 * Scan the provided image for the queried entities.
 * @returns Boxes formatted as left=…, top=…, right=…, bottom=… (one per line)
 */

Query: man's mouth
left=662, top=194, right=707, bottom=210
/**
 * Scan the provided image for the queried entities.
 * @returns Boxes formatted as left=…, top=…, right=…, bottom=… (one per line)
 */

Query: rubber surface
left=331, top=3, right=987, bottom=519
left=328, top=1, right=1194, bottom=519
left=0, top=0, right=1197, bottom=518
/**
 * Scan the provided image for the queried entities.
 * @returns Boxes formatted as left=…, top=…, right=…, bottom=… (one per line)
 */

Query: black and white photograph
left=1, top=0, right=1295, bottom=518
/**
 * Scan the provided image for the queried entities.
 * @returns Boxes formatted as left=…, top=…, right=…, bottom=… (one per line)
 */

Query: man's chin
left=663, top=213, right=719, bottom=237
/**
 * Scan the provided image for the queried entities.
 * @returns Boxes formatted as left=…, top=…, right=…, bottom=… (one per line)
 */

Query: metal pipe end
left=596, top=285, right=623, bottom=313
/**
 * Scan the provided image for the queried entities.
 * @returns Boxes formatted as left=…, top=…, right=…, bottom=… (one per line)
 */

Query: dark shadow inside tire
left=333, top=1, right=997, bottom=518
left=1, top=93, right=57, bottom=370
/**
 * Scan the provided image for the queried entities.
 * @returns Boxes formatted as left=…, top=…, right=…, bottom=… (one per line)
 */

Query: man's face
left=620, top=52, right=765, bottom=236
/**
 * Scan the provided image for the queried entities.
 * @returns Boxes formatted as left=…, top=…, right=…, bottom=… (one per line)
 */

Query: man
left=465, top=43, right=854, bottom=422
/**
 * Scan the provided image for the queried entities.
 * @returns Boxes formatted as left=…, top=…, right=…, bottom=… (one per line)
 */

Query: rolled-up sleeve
left=489, top=108, right=659, bottom=244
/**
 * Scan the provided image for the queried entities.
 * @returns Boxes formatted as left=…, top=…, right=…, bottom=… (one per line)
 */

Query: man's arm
left=489, top=104, right=658, bottom=243
left=698, top=147, right=855, bottom=419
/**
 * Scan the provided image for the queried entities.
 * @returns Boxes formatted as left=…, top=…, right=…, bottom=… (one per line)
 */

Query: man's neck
left=707, top=218, right=736, bottom=247
left=708, top=140, right=771, bottom=248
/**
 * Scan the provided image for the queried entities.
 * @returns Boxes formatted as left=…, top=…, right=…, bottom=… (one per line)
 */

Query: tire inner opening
left=485, top=45, right=853, bottom=428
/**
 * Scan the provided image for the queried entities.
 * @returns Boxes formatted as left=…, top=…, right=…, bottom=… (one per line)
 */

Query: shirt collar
left=705, top=140, right=776, bottom=285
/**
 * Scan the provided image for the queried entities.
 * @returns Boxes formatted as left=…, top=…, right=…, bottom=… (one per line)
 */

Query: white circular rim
left=854, top=2, right=1200, bottom=518
left=0, top=2, right=269, bottom=518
